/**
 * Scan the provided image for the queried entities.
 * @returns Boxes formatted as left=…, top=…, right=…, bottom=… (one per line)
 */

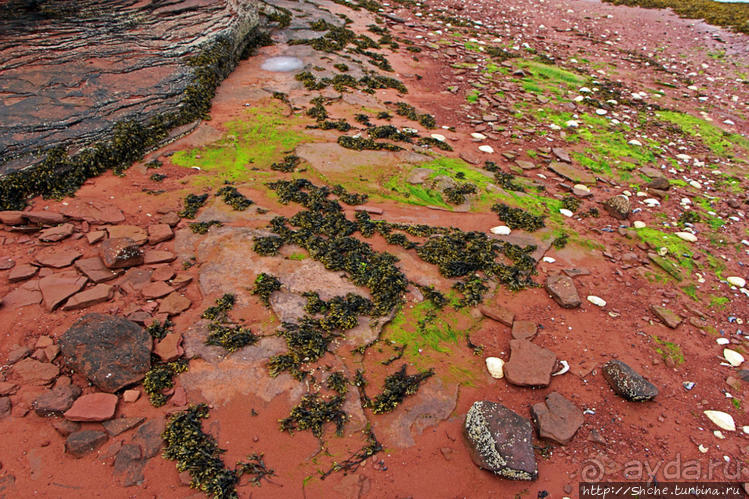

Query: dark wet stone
left=65, top=430, right=108, bottom=458
left=59, top=313, right=152, bottom=392
left=602, top=360, right=658, bottom=401
left=33, top=384, right=82, bottom=416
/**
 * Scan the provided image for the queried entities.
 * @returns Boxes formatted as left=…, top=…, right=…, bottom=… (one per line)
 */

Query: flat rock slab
left=36, top=248, right=82, bottom=268
left=33, top=385, right=82, bottom=416
left=103, top=417, right=145, bottom=436
left=143, top=250, right=176, bottom=265
left=75, top=257, right=123, bottom=283
left=65, top=430, right=108, bottom=458
left=62, top=202, right=125, bottom=224
left=8, top=263, right=38, bottom=282
left=38, top=223, right=74, bottom=242
left=511, top=320, right=537, bottom=340
left=548, top=161, right=596, bottom=185
left=464, top=401, right=538, bottom=480
left=651, top=305, right=682, bottom=329
left=59, top=314, right=152, bottom=392
left=545, top=274, right=581, bottom=309
left=65, top=393, right=118, bottom=422
left=107, top=226, right=148, bottom=246
left=63, top=283, right=114, bottom=310
left=158, top=292, right=191, bottom=316
left=147, top=224, right=174, bottom=245
left=504, top=339, right=557, bottom=387
left=11, top=358, right=59, bottom=385
left=142, top=281, right=174, bottom=299
left=479, top=304, right=515, bottom=326
left=531, top=392, right=584, bottom=444
left=40, top=272, right=88, bottom=311
left=602, top=360, right=658, bottom=401
left=1, top=280, right=42, bottom=308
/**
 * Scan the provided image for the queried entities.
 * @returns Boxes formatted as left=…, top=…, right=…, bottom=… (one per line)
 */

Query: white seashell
left=478, top=145, right=494, bottom=153
left=723, top=349, right=744, bottom=367
left=633, top=221, right=646, bottom=228
left=714, top=430, right=725, bottom=439
left=542, top=256, right=556, bottom=263
left=471, top=132, right=486, bottom=140
left=485, top=357, right=504, bottom=379
left=716, top=338, right=729, bottom=345
left=698, top=444, right=708, bottom=453
left=704, top=410, right=736, bottom=431
left=431, top=134, right=446, bottom=142
left=587, top=295, right=606, bottom=307
left=628, top=139, right=642, bottom=146
left=552, top=360, right=569, bottom=376
left=644, top=198, right=660, bottom=207
left=490, top=225, right=511, bottom=235
left=559, top=208, right=573, bottom=217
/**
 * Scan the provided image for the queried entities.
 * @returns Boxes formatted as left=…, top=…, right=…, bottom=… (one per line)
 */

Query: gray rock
left=59, top=314, right=152, bottom=392
left=464, top=401, right=538, bottom=480
left=602, top=360, right=658, bottom=401
left=33, top=384, right=82, bottom=416
left=647, top=177, right=670, bottom=191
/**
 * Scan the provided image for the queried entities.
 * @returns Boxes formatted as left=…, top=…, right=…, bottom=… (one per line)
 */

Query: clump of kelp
left=217, top=185, right=253, bottom=210
left=291, top=21, right=394, bottom=71
left=252, top=273, right=282, bottom=306
left=144, top=359, right=188, bottom=407
left=0, top=30, right=274, bottom=210
left=295, top=70, right=407, bottom=94
left=603, top=0, right=749, bottom=34
left=491, top=203, right=545, bottom=232
left=358, top=364, right=434, bottom=414
left=280, top=393, right=348, bottom=438
left=163, top=405, right=275, bottom=498
left=202, top=293, right=259, bottom=353
left=393, top=102, right=436, bottom=129
left=179, top=193, right=209, bottom=219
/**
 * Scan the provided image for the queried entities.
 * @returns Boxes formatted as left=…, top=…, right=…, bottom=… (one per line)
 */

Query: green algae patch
left=171, top=102, right=311, bottom=181
left=656, top=111, right=749, bottom=156
left=386, top=301, right=469, bottom=357
left=635, top=227, right=694, bottom=269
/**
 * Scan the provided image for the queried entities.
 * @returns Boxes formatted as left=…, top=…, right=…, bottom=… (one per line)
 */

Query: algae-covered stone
left=602, top=360, right=658, bottom=401
left=464, top=401, right=538, bottom=480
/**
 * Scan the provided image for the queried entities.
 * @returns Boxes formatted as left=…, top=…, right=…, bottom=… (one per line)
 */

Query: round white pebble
left=490, top=225, right=511, bottom=235
left=478, top=145, right=494, bottom=153
left=675, top=232, right=697, bottom=242
left=431, top=133, right=446, bottom=142
left=560, top=208, right=573, bottom=217
left=633, top=221, right=646, bottom=229
left=471, top=132, right=486, bottom=140
left=726, top=276, right=746, bottom=288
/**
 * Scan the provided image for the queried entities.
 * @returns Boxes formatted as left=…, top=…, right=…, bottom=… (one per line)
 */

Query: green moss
left=171, top=102, right=309, bottom=181
left=635, top=227, right=693, bottom=268
left=652, top=336, right=684, bottom=365
left=466, top=90, right=480, bottom=103
left=657, top=110, right=749, bottom=156
left=709, top=295, right=730, bottom=309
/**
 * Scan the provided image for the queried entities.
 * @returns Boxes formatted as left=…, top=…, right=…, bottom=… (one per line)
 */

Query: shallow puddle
left=260, top=56, right=304, bottom=72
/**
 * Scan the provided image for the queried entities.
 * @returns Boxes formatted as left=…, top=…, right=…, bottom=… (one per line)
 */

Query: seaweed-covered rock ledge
left=0, top=0, right=279, bottom=209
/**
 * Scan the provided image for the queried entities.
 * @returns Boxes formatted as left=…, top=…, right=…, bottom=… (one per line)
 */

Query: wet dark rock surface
left=0, top=0, right=263, bottom=176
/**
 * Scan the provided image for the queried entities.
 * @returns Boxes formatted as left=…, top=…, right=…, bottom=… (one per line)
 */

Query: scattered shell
left=470, top=132, right=486, bottom=140
left=485, top=357, right=504, bottom=379
left=490, top=225, right=511, bottom=235
left=643, top=198, right=660, bottom=207
left=682, top=381, right=695, bottom=390
left=726, top=276, right=746, bottom=288
left=714, top=430, right=725, bottom=439
left=723, top=349, right=744, bottom=367
left=542, top=256, right=556, bottom=263
left=559, top=208, right=573, bottom=217
left=478, top=145, right=494, bottom=153
left=552, top=360, right=569, bottom=376
left=675, top=232, right=697, bottom=242
left=633, top=221, right=646, bottom=229
left=587, top=295, right=606, bottom=307
left=716, top=338, right=729, bottom=345
left=431, top=133, right=446, bottom=142
left=703, top=410, right=736, bottom=432
left=689, top=180, right=702, bottom=189
left=628, top=139, right=642, bottom=146
left=698, top=444, right=708, bottom=453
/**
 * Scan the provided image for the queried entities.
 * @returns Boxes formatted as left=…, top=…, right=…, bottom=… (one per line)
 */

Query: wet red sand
left=1, top=0, right=748, bottom=497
